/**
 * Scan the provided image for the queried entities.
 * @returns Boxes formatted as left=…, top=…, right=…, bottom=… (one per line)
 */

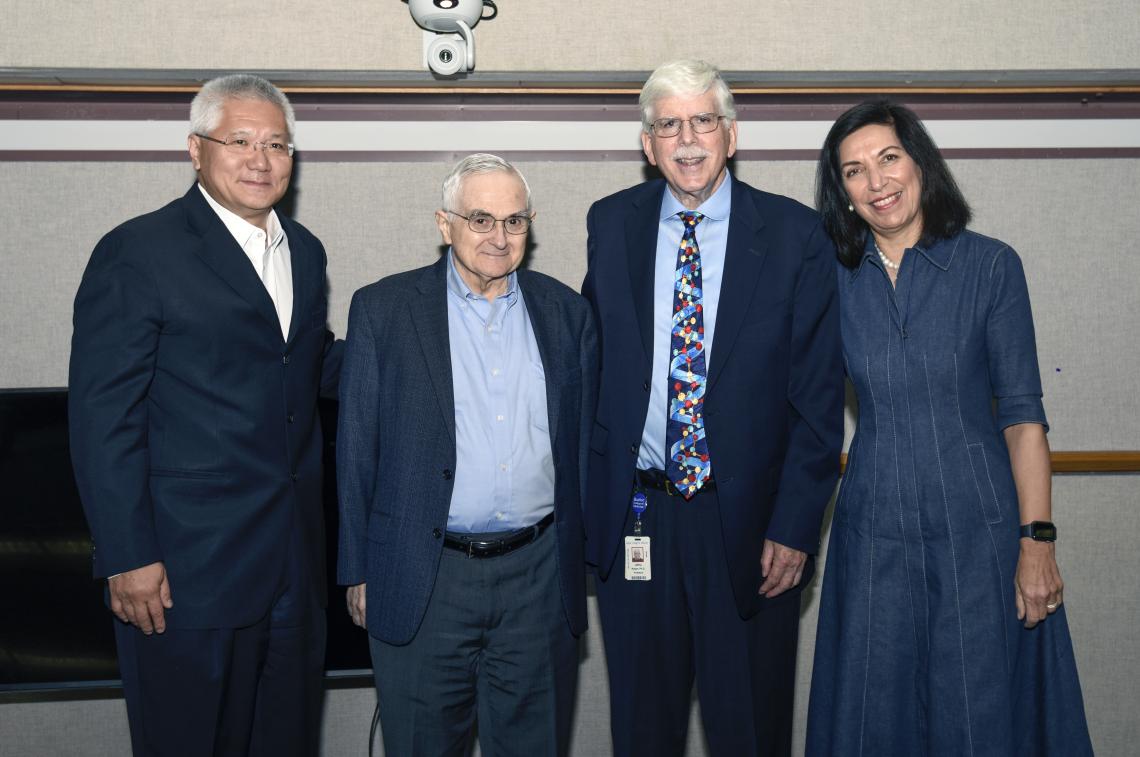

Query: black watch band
left=1019, top=520, right=1057, bottom=542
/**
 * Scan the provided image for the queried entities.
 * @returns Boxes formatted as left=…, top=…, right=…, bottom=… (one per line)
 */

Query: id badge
left=624, top=536, right=651, bottom=581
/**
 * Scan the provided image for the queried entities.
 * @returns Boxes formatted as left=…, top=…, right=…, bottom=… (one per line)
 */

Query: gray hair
left=441, top=153, right=533, bottom=213
left=189, top=74, right=296, bottom=141
left=639, top=59, right=737, bottom=131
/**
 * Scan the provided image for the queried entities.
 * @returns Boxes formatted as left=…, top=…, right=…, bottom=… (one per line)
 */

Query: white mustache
left=670, top=147, right=709, bottom=161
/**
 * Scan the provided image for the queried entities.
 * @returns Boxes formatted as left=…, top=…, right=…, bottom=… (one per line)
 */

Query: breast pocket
left=740, top=295, right=791, bottom=329
left=300, top=303, right=327, bottom=333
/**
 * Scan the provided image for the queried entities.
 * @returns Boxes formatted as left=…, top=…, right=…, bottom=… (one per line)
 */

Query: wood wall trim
left=2, top=67, right=1139, bottom=95
left=1048, top=451, right=1140, bottom=473
left=839, top=451, right=1140, bottom=474
left=5, top=84, right=1140, bottom=96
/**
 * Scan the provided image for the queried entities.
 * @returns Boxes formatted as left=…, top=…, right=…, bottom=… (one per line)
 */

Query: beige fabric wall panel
left=3, top=0, right=1139, bottom=71
left=3, top=158, right=1137, bottom=453
left=954, top=159, right=1140, bottom=451
left=0, top=1, right=421, bottom=72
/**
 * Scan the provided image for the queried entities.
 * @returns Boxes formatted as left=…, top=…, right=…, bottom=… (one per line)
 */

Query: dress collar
left=851, top=232, right=960, bottom=279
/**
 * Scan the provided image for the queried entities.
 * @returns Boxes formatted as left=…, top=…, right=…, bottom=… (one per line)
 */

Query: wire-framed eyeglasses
left=648, top=113, right=726, bottom=138
left=448, top=210, right=533, bottom=235
left=195, top=133, right=295, bottom=158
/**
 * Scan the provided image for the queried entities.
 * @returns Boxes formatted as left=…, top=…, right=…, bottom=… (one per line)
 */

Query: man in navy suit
left=337, top=154, right=597, bottom=756
left=69, top=74, right=340, bottom=756
left=582, top=60, right=843, bottom=756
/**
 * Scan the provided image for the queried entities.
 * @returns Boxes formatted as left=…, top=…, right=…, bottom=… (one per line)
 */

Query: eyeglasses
left=648, top=113, right=726, bottom=138
left=195, top=133, right=295, bottom=158
left=448, top=210, right=533, bottom=235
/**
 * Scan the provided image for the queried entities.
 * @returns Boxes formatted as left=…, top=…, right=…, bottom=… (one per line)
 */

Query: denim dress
left=806, top=231, right=1093, bottom=756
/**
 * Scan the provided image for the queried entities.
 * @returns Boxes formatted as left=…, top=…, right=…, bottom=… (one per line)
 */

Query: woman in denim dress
left=805, top=100, right=1093, bottom=756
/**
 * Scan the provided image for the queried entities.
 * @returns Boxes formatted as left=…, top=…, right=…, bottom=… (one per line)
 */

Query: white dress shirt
left=198, top=183, right=293, bottom=339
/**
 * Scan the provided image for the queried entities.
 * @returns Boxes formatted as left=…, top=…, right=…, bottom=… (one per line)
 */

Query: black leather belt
left=443, top=512, right=554, bottom=558
left=635, top=468, right=716, bottom=497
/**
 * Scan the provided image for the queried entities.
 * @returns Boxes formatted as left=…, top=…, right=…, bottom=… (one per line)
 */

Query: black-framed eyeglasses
left=195, top=133, right=295, bottom=158
left=448, top=210, right=533, bottom=235
left=648, top=113, right=726, bottom=138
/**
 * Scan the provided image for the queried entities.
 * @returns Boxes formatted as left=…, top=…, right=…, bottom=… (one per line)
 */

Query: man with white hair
left=582, top=59, right=843, bottom=755
left=69, top=74, right=340, bottom=756
left=337, top=153, right=597, bottom=755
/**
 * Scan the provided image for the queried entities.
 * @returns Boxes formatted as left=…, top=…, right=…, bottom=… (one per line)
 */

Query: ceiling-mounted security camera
left=407, top=0, right=498, bottom=77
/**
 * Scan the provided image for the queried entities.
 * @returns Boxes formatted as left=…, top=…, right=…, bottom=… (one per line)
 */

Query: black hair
left=816, top=99, right=972, bottom=268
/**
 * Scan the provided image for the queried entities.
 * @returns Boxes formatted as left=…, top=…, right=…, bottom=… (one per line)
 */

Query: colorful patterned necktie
left=666, top=211, right=711, bottom=498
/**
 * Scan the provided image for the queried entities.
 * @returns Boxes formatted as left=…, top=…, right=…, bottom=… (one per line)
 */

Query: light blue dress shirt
left=637, top=171, right=733, bottom=472
left=444, top=251, right=555, bottom=533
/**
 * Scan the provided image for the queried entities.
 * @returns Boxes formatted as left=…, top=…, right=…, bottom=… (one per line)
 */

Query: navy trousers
left=114, top=520, right=325, bottom=757
left=595, top=484, right=801, bottom=757
left=369, top=526, right=578, bottom=757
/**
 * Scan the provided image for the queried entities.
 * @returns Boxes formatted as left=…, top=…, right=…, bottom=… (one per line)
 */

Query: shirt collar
left=445, top=249, right=519, bottom=304
left=658, top=169, right=733, bottom=222
left=197, top=182, right=284, bottom=251
left=852, top=231, right=960, bottom=279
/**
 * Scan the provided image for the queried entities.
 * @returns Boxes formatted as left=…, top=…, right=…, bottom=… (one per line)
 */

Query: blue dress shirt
left=637, top=172, right=733, bottom=472
left=444, top=252, right=555, bottom=533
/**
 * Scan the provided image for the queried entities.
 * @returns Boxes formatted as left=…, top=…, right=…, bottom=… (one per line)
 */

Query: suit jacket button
left=290, top=472, right=298, bottom=482
left=629, top=444, right=637, bottom=455
left=642, top=380, right=650, bottom=391
left=282, top=354, right=291, bottom=365
left=287, top=413, right=295, bottom=423
left=442, top=468, right=453, bottom=480
left=432, top=528, right=442, bottom=538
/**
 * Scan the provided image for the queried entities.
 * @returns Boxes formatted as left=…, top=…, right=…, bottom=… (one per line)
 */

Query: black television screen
left=0, top=389, right=370, bottom=692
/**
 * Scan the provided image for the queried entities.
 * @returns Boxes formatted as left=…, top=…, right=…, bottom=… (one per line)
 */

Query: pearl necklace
left=874, top=241, right=901, bottom=271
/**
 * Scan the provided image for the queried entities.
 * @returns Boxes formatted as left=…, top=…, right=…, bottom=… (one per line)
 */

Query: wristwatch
left=1019, top=521, right=1057, bottom=542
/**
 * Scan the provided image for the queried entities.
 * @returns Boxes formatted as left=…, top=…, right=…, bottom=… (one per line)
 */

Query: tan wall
left=3, top=157, right=1138, bottom=451
left=3, top=0, right=1139, bottom=72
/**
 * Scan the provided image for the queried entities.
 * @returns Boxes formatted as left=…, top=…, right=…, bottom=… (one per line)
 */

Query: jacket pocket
left=149, top=467, right=226, bottom=480
left=967, top=443, right=1002, bottom=524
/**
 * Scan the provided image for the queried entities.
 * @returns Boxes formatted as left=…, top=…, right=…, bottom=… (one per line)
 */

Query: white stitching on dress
left=923, top=352, right=975, bottom=755
left=956, top=355, right=1011, bottom=674
left=857, top=350, right=878, bottom=757
left=898, top=300, right=929, bottom=746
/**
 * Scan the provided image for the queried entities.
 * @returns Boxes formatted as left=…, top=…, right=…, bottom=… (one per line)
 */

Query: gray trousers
left=370, top=526, right=578, bottom=757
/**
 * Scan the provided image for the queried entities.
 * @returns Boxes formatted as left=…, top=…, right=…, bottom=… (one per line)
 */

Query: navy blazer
left=581, top=177, right=843, bottom=619
left=68, top=185, right=340, bottom=629
left=336, top=258, right=598, bottom=645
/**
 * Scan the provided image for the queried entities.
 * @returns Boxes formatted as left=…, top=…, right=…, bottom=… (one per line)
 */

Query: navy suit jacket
left=336, top=258, right=598, bottom=645
left=582, top=177, right=843, bottom=618
left=68, top=185, right=340, bottom=629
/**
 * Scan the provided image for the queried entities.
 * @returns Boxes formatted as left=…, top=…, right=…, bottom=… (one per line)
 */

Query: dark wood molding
left=839, top=451, right=1140, bottom=474
left=2, top=67, right=1139, bottom=95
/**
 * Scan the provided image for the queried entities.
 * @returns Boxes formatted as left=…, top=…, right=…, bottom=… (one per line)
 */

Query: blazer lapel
left=282, top=217, right=314, bottom=345
left=518, top=273, right=562, bottom=444
left=411, top=259, right=456, bottom=444
left=707, top=181, right=768, bottom=391
left=181, top=186, right=282, bottom=337
left=627, top=182, right=664, bottom=362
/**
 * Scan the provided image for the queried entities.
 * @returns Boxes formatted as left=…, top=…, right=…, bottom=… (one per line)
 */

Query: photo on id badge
left=625, top=535, right=651, bottom=580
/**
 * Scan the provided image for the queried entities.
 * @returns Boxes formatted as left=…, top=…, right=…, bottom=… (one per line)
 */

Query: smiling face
left=838, top=123, right=924, bottom=249
left=641, top=89, right=738, bottom=210
left=188, top=97, right=292, bottom=230
left=435, top=170, right=531, bottom=298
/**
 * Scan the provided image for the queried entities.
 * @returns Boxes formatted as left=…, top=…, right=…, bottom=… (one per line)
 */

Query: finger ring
left=1046, top=602, right=1058, bottom=610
